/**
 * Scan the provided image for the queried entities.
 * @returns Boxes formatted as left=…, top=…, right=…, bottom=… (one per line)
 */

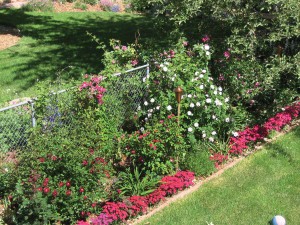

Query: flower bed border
left=77, top=101, right=300, bottom=225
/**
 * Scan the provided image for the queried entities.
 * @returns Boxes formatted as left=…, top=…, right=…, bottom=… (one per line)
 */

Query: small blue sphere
left=271, top=215, right=286, bottom=225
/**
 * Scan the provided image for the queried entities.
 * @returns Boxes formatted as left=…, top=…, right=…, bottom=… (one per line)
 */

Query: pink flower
left=202, top=35, right=210, bottom=43
left=121, top=45, right=127, bottom=51
left=224, top=51, right=230, bottom=59
left=131, top=59, right=138, bottom=66
left=183, top=41, right=188, bottom=46
left=114, top=46, right=120, bottom=50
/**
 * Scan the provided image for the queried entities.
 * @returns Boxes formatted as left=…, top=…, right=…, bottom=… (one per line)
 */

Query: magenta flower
left=131, top=59, right=138, bottom=66
left=202, top=35, right=210, bottom=43
left=224, top=51, right=230, bottom=59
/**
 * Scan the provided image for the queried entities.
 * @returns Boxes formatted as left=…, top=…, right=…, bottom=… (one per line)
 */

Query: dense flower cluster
left=229, top=102, right=300, bottom=155
left=77, top=171, right=195, bottom=224
left=79, top=75, right=106, bottom=105
left=209, top=153, right=228, bottom=168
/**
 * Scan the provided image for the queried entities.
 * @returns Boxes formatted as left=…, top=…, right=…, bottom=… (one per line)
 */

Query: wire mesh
left=104, top=65, right=149, bottom=129
left=0, top=101, right=32, bottom=153
left=0, top=65, right=150, bottom=152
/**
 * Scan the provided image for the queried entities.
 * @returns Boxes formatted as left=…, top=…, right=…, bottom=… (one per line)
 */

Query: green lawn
left=0, top=9, right=158, bottom=104
left=139, top=126, right=300, bottom=225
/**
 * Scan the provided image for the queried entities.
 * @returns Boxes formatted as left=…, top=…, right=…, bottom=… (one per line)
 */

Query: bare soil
left=0, top=25, right=21, bottom=51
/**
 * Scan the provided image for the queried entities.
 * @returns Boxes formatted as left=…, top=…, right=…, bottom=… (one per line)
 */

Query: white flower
left=282, top=108, right=285, bottom=111
left=195, top=71, right=199, bottom=76
left=156, top=106, right=160, bottom=110
left=4, top=168, right=8, bottom=172
left=219, top=92, right=223, bottom=95
left=159, top=64, right=163, bottom=67
left=202, top=133, right=206, bottom=138
left=147, top=113, right=152, bottom=118
left=213, top=90, right=218, bottom=95
left=209, top=137, right=214, bottom=142
left=225, top=118, right=230, bottom=122
left=232, top=131, right=239, bottom=137
left=202, top=69, right=207, bottom=73
left=148, top=109, right=153, bottom=113
left=194, top=122, right=199, bottom=127
left=218, top=87, right=223, bottom=92
left=190, top=103, right=195, bottom=108
left=187, top=111, right=193, bottom=116
left=163, top=67, right=168, bottom=72
left=215, top=98, right=222, bottom=106
left=144, top=101, right=148, bottom=106
left=150, top=98, right=155, bottom=103
left=145, top=118, right=148, bottom=121
left=225, top=97, right=229, bottom=103
left=164, top=62, right=169, bottom=65
left=204, top=44, right=210, bottom=50
left=188, top=127, right=193, bottom=132
left=140, top=127, right=144, bottom=132
left=206, top=98, right=212, bottom=103
left=171, top=77, right=175, bottom=81
left=187, top=94, right=192, bottom=98
left=211, top=131, right=217, bottom=135
left=196, top=102, right=201, bottom=107
left=199, top=74, right=204, bottom=78
left=212, top=115, right=216, bottom=120
left=206, top=51, right=210, bottom=56
left=210, top=85, right=215, bottom=90
left=200, top=85, right=204, bottom=89
left=137, top=106, right=141, bottom=111
left=142, top=77, right=147, bottom=82
left=167, top=105, right=172, bottom=111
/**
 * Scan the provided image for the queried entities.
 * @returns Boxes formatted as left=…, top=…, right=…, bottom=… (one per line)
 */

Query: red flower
left=82, top=160, right=88, bottom=166
left=91, top=202, right=97, bottom=208
left=79, top=187, right=84, bottom=193
left=66, top=190, right=71, bottom=196
left=39, top=157, right=45, bottom=163
left=83, top=196, right=88, bottom=200
left=58, top=181, right=64, bottom=187
left=37, top=187, right=43, bottom=192
left=43, top=187, right=50, bottom=194
left=52, top=189, right=58, bottom=197
left=43, top=178, right=49, bottom=187
left=66, top=181, right=71, bottom=187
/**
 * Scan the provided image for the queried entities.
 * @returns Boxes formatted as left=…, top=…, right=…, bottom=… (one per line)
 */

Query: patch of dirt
left=53, top=2, right=102, bottom=12
left=0, top=25, right=21, bottom=51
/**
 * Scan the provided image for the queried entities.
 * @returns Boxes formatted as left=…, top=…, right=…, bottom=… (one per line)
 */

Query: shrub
left=182, top=143, right=215, bottom=176
left=74, top=1, right=88, bottom=10
left=22, top=0, right=54, bottom=12
left=100, top=0, right=113, bottom=11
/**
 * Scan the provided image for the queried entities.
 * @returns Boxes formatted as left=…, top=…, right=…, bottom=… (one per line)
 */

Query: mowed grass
left=0, top=9, right=158, bottom=103
left=140, top=126, right=300, bottom=225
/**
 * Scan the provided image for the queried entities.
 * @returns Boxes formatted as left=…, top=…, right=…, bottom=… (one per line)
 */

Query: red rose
left=43, top=187, right=50, bottom=194
left=79, top=187, right=84, bottom=193
left=66, top=190, right=71, bottom=196
left=52, top=189, right=58, bottom=197
left=66, top=181, right=71, bottom=187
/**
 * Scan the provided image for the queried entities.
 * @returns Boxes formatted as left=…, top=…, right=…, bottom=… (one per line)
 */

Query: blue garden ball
left=271, top=215, right=286, bottom=225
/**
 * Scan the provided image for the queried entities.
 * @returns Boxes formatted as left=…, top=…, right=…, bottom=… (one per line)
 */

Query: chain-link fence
left=0, top=65, right=149, bottom=153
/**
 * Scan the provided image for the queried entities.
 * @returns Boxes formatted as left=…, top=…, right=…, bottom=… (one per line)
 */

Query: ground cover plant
left=139, top=126, right=300, bottom=225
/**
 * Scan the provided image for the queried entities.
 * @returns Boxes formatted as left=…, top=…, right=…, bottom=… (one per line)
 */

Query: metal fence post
left=30, top=100, right=36, bottom=127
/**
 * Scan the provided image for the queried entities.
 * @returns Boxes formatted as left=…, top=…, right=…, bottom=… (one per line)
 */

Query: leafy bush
left=118, top=115, right=188, bottom=175
left=74, top=1, right=88, bottom=10
left=22, top=0, right=54, bottom=12
left=182, top=143, right=215, bottom=177
left=115, top=167, right=159, bottom=197
left=100, top=0, right=113, bottom=11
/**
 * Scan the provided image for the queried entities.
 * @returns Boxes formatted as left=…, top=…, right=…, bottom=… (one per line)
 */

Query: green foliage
left=116, top=167, right=159, bottom=196
left=182, top=143, right=215, bottom=177
left=74, top=1, right=88, bottom=10
left=3, top=78, right=122, bottom=224
left=118, top=115, right=188, bottom=176
left=0, top=104, right=31, bottom=153
left=22, top=0, right=54, bottom=12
